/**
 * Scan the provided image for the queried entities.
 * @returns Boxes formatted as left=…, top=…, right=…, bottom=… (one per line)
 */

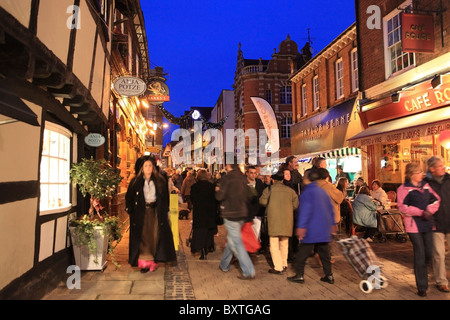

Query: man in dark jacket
left=286, top=156, right=304, bottom=194
left=216, top=163, right=256, bottom=280
left=424, top=156, right=450, bottom=293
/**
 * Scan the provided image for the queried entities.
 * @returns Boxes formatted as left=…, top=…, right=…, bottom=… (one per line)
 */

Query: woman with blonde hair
left=397, top=162, right=440, bottom=297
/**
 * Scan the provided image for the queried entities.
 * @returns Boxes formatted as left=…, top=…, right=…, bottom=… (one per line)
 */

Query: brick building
left=349, top=0, right=450, bottom=188
left=289, top=23, right=365, bottom=181
left=233, top=36, right=311, bottom=162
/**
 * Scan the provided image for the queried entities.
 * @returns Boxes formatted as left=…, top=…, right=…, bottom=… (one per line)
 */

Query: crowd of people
left=125, top=154, right=450, bottom=297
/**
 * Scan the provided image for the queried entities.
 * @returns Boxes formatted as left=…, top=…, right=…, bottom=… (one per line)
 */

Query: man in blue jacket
left=287, top=168, right=336, bottom=284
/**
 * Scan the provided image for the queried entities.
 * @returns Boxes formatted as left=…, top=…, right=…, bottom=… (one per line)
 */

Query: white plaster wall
left=91, top=34, right=106, bottom=110
left=0, top=0, right=32, bottom=27
left=54, top=216, right=69, bottom=252
left=0, top=100, right=41, bottom=182
left=0, top=199, right=37, bottom=289
left=36, top=0, right=72, bottom=66
left=39, top=220, right=55, bottom=262
left=0, top=98, right=41, bottom=290
left=72, top=0, right=97, bottom=88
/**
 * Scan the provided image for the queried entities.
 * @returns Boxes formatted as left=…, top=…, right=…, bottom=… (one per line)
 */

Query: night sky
left=141, top=0, right=356, bottom=140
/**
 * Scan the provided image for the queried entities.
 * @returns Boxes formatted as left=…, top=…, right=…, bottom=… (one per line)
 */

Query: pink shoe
left=149, top=261, right=159, bottom=272
left=138, top=260, right=151, bottom=269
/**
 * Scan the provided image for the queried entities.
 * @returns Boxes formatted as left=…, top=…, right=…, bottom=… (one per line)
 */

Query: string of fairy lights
left=157, top=104, right=229, bottom=129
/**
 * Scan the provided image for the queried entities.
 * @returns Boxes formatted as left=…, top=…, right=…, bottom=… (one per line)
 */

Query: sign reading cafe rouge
left=113, top=76, right=147, bottom=96
left=401, top=13, right=434, bottom=53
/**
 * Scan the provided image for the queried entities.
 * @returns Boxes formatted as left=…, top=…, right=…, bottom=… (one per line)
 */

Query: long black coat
left=424, top=172, right=450, bottom=233
left=190, top=180, right=218, bottom=229
left=125, top=175, right=176, bottom=266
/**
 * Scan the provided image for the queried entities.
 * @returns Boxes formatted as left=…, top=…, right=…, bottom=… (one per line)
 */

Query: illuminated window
left=335, top=58, right=344, bottom=99
left=351, top=48, right=359, bottom=92
left=301, top=84, right=307, bottom=115
left=313, top=76, right=320, bottom=110
left=40, top=123, right=71, bottom=214
left=383, top=1, right=414, bottom=77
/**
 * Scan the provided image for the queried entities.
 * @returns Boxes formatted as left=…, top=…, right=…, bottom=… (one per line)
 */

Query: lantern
left=438, top=130, right=450, bottom=149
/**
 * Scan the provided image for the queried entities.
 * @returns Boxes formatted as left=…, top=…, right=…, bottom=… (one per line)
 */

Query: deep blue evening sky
left=141, top=0, right=356, bottom=136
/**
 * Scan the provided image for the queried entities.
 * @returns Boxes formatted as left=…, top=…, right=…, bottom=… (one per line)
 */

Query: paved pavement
left=42, top=207, right=450, bottom=302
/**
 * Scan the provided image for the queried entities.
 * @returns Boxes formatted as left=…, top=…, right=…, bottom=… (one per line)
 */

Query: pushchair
left=376, top=202, right=407, bottom=243
left=337, top=236, right=388, bottom=293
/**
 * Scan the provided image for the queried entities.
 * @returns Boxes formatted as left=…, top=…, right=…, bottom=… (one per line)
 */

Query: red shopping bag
left=241, top=222, right=261, bottom=253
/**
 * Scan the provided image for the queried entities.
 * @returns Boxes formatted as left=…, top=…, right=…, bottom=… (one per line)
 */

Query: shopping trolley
left=376, top=202, right=407, bottom=243
left=337, top=236, right=389, bottom=293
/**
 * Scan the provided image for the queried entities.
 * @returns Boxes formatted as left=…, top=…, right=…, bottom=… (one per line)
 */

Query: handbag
left=241, top=221, right=261, bottom=253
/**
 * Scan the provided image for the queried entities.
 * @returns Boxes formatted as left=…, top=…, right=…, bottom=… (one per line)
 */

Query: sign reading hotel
left=146, top=79, right=170, bottom=105
left=401, top=13, right=434, bottom=53
left=113, top=76, right=147, bottom=96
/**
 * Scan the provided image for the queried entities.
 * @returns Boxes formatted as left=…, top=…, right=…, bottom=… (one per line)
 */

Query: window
left=280, top=86, right=292, bottom=104
left=313, top=76, right=320, bottom=110
left=40, top=123, right=72, bottom=214
left=351, top=48, right=359, bottom=92
left=335, top=58, right=344, bottom=99
left=266, top=90, right=272, bottom=104
left=281, top=117, right=292, bottom=139
left=301, top=84, right=307, bottom=116
left=384, top=2, right=414, bottom=77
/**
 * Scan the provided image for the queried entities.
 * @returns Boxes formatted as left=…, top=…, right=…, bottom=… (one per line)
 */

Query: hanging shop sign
left=113, top=76, right=147, bottom=96
left=146, top=79, right=170, bottom=104
left=84, top=133, right=105, bottom=147
left=401, top=13, right=434, bottom=53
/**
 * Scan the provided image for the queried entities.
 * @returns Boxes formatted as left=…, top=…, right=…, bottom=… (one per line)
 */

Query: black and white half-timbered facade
left=0, top=0, right=151, bottom=299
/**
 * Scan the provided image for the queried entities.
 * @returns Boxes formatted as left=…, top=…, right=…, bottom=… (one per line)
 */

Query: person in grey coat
left=352, top=186, right=378, bottom=241
left=259, top=169, right=298, bottom=274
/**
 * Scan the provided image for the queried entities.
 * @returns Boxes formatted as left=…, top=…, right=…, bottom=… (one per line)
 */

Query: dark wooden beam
left=7, top=78, right=88, bottom=136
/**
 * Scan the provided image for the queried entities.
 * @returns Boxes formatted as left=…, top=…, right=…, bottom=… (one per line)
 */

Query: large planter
left=69, top=226, right=109, bottom=271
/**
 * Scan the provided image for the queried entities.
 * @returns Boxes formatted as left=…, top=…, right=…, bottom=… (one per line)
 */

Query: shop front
left=348, top=73, right=450, bottom=191
left=290, top=98, right=365, bottom=182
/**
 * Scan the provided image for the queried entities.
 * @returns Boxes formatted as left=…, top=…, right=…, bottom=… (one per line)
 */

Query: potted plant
left=69, top=157, right=123, bottom=270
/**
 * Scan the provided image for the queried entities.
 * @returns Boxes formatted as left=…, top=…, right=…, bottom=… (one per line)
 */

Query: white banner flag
left=250, top=97, right=279, bottom=153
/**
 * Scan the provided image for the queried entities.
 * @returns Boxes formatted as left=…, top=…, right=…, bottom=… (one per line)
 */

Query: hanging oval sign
left=113, top=76, right=147, bottom=96
left=84, top=133, right=105, bottom=147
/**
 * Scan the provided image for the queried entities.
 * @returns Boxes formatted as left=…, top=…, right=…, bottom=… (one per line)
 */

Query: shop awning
left=319, top=147, right=360, bottom=159
left=277, top=147, right=360, bottom=164
left=347, top=107, right=450, bottom=148
left=0, top=81, right=39, bottom=126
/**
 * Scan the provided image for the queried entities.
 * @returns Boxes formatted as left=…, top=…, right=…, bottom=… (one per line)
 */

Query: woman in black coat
left=190, top=169, right=219, bottom=260
left=125, top=156, right=176, bottom=272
